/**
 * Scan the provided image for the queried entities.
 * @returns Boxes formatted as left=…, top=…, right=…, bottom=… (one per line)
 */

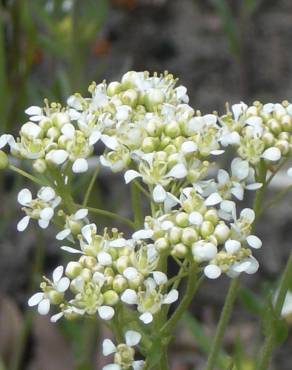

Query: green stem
left=131, top=182, right=143, bottom=229
left=253, top=160, right=267, bottom=221
left=159, top=350, right=168, bottom=370
left=205, top=278, right=240, bottom=370
left=9, top=164, right=46, bottom=186
left=161, top=265, right=203, bottom=335
left=79, top=204, right=135, bottom=229
left=82, top=165, right=100, bottom=207
left=257, top=253, right=292, bottom=370
left=133, top=180, right=151, bottom=199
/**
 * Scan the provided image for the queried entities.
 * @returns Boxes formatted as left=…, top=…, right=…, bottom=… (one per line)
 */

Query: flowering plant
left=1, top=71, right=291, bottom=369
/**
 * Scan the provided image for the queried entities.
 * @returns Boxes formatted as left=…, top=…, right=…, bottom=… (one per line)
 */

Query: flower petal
left=205, top=192, right=222, bottom=206
left=153, top=185, right=166, bottom=203
left=262, top=147, right=281, bottom=162
left=38, top=298, right=50, bottom=315
left=47, top=149, right=69, bottom=165
left=40, top=207, right=54, bottom=221
left=152, top=271, right=167, bottom=285
left=132, top=229, right=153, bottom=240
left=74, top=208, right=88, bottom=220
left=56, top=229, right=71, bottom=240
left=121, top=289, right=138, bottom=305
left=125, top=330, right=141, bottom=347
left=72, top=158, right=88, bottom=173
left=246, top=235, right=262, bottom=249
left=102, top=339, right=117, bottom=356
left=38, top=187, right=55, bottom=202
left=61, top=246, right=82, bottom=254
left=25, top=106, right=42, bottom=116
left=17, top=216, right=30, bottom=232
left=53, top=266, right=64, bottom=284
left=225, top=239, right=241, bottom=254
left=204, top=264, right=221, bottom=279
left=57, top=277, right=70, bottom=292
left=17, top=188, right=32, bottom=205
left=123, top=267, right=138, bottom=280
left=28, top=292, right=44, bottom=307
left=139, top=312, right=153, bottom=324
left=98, top=306, right=115, bottom=320
left=163, top=289, right=179, bottom=304
left=166, top=164, right=187, bottom=179
left=124, top=170, right=141, bottom=184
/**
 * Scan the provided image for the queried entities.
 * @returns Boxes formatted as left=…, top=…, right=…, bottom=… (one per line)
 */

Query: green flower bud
left=121, top=89, right=138, bottom=107
left=33, top=159, right=47, bottom=173
left=0, top=150, right=8, bottom=169
left=279, top=132, right=290, bottom=141
left=181, top=227, right=199, bottom=246
left=168, top=227, right=182, bottom=244
left=267, top=119, right=281, bottom=135
left=68, top=219, right=83, bottom=235
left=104, top=267, right=114, bottom=277
left=65, top=261, right=82, bottom=279
left=200, top=221, right=214, bottom=238
left=281, top=115, right=292, bottom=132
left=107, top=81, right=122, bottom=96
left=103, top=290, right=119, bottom=306
left=164, top=144, right=177, bottom=155
left=262, top=132, right=275, bottom=146
left=214, top=223, right=230, bottom=244
left=146, top=119, right=163, bottom=136
left=80, top=268, right=92, bottom=282
left=113, top=275, right=128, bottom=293
left=165, top=121, right=181, bottom=138
left=129, top=274, right=144, bottom=290
left=154, top=237, right=169, bottom=251
left=171, top=243, right=188, bottom=258
left=142, top=137, right=157, bottom=153
left=81, top=256, right=97, bottom=269
left=116, top=256, right=129, bottom=274
left=204, top=209, right=219, bottom=224
left=175, top=212, right=189, bottom=227
left=275, top=140, right=290, bottom=155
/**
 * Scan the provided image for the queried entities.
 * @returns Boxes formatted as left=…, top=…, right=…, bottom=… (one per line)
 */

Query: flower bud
left=267, top=119, right=281, bottom=135
left=121, top=89, right=138, bottom=107
left=175, top=212, right=189, bottom=227
left=116, top=256, right=129, bottom=274
left=65, top=261, right=82, bottom=278
left=33, top=158, right=47, bottom=173
left=168, top=227, right=182, bottom=244
left=142, top=137, right=157, bottom=153
left=165, top=121, right=181, bottom=138
left=275, top=140, right=290, bottom=155
left=214, top=223, right=230, bottom=244
left=81, top=268, right=92, bottom=282
left=181, top=227, right=199, bottom=246
left=0, top=150, right=8, bottom=169
left=113, top=275, right=128, bottom=293
left=281, top=115, right=292, bottom=131
left=204, top=209, right=219, bottom=224
left=200, top=221, right=214, bottom=238
left=107, top=81, right=122, bottom=96
left=154, top=237, right=169, bottom=251
left=279, top=132, right=290, bottom=141
left=128, top=274, right=144, bottom=290
left=103, top=290, right=119, bottom=306
left=82, top=256, right=97, bottom=269
left=164, top=144, right=177, bottom=155
left=146, top=119, right=163, bottom=137
left=262, top=132, right=275, bottom=146
left=171, top=243, right=187, bottom=258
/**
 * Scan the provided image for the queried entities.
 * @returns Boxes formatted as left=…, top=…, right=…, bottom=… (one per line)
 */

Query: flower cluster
left=2, top=71, right=292, bottom=368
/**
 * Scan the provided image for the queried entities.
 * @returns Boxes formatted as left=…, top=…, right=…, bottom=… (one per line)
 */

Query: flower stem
left=257, top=253, right=292, bottom=370
left=80, top=204, right=135, bottom=229
left=82, top=165, right=100, bottom=207
left=161, top=265, right=203, bottom=335
left=131, top=182, right=143, bottom=229
left=205, top=277, right=240, bottom=370
left=9, top=164, right=46, bottom=186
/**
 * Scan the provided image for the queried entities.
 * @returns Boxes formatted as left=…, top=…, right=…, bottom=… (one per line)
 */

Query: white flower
left=28, top=266, right=70, bottom=315
left=17, top=187, right=61, bottom=231
left=204, top=264, right=222, bottom=279
left=261, top=147, right=281, bottom=162
left=56, top=208, right=88, bottom=240
left=102, top=330, right=144, bottom=370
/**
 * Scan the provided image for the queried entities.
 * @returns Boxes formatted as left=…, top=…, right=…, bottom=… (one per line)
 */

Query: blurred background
left=0, top=0, right=292, bottom=369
